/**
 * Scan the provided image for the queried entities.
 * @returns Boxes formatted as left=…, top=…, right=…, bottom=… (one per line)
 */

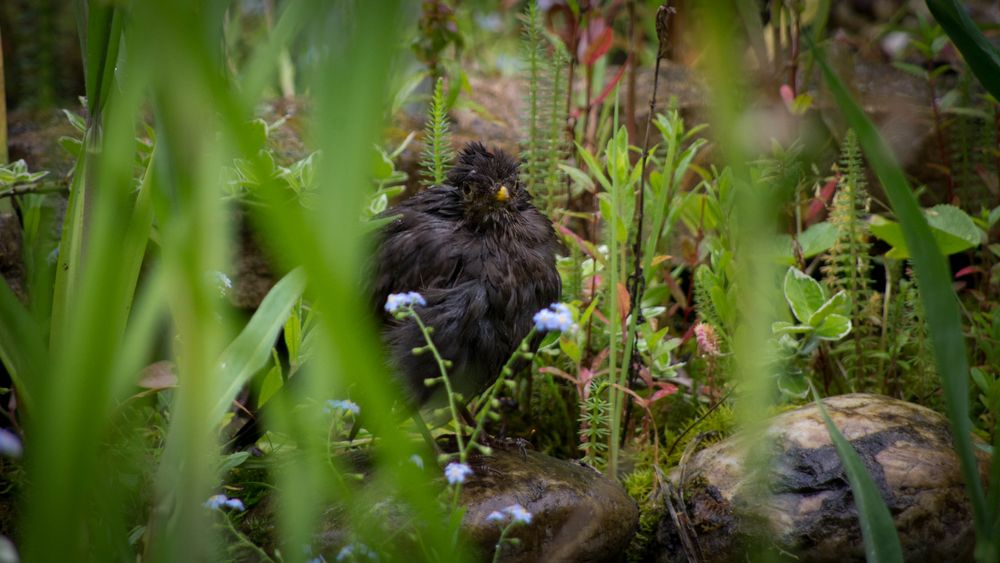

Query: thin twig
left=620, top=3, right=674, bottom=446
left=664, top=385, right=735, bottom=461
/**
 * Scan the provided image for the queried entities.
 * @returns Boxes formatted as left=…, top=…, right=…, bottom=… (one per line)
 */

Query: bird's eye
left=462, top=185, right=473, bottom=196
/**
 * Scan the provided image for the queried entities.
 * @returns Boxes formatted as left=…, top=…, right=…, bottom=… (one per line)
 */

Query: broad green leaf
left=560, top=164, right=595, bottom=193
left=815, top=314, right=851, bottom=340
left=812, top=387, right=904, bottom=563
left=798, top=221, right=837, bottom=258
left=257, top=364, right=284, bottom=408
left=218, top=451, right=250, bottom=475
left=783, top=267, right=827, bottom=323
left=777, top=372, right=809, bottom=398
left=809, top=290, right=849, bottom=327
left=212, top=268, right=307, bottom=422
left=869, top=205, right=983, bottom=258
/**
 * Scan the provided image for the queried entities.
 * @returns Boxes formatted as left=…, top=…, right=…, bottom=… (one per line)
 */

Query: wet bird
left=371, top=141, right=562, bottom=408
left=230, top=142, right=560, bottom=449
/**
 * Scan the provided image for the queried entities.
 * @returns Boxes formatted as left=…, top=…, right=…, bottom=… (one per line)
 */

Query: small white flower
left=324, top=399, right=360, bottom=416
left=384, top=292, right=427, bottom=313
left=532, top=303, right=576, bottom=333
left=409, top=454, right=424, bottom=470
left=336, top=543, right=377, bottom=561
left=444, top=462, right=473, bottom=485
left=204, top=494, right=245, bottom=512
left=0, top=429, right=22, bottom=458
left=486, top=511, right=506, bottom=523
left=504, top=504, right=532, bottom=524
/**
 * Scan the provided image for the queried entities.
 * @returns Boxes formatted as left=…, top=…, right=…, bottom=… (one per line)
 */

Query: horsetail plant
left=420, top=76, right=455, bottom=188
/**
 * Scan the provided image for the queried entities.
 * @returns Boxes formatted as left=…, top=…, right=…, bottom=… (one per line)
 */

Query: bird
left=370, top=141, right=562, bottom=409
left=229, top=142, right=561, bottom=449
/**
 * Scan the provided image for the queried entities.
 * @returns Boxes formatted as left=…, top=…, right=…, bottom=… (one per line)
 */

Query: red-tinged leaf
left=539, top=366, right=578, bottom=386
left=648, top=384, right=679, bottom=403
left=611, top=382, right=647, bottom=407
left=545, top=5, right=579, bottom=48
left=138, top=361, right=177, bottom=390
left=579, top=18, right=613, bottom=65
left=617, top=282, right=631, bottom=323
left=955, top=265, right=983, bottom=278
left=568, top=59, right=630, bottom=119
left=780, top=84, right=795, bottom=106
left=807, top=174, right=839, bottom=224
left=590, top=60, right=628, bottom=108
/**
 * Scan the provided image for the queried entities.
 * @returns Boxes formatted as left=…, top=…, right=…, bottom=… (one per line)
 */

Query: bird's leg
left=458, top=403, right=476, bottom=428
left=411, top=410, right=444, bottom=458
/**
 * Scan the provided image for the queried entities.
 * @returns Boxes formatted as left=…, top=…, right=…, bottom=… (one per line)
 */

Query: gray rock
left=461, top=449, right=639, bottom=562
left=658, top=393, right=990, bottom=562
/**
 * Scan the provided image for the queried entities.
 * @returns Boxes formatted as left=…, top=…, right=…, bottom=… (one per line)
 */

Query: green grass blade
left=0, top=280, right=41, bottom=413
left=812, top=386, right=904, bottom=563
left=212, top=268, right=306, bottom=422
left=926, top=0, right=1000, bottom=101
left=810, top=37, right=992, bottom=549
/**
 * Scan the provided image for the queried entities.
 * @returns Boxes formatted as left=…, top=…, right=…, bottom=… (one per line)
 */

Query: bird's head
left=447, top=142, right=524, bottom=215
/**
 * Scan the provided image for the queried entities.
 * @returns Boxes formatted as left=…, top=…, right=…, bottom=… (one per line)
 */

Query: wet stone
left=461, top=448, right=639, bottom=562
left=657, top=394, right=990, bottom=563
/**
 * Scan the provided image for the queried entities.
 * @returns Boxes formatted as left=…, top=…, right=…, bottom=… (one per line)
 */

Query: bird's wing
left=369, top=186, right=466, bottom=317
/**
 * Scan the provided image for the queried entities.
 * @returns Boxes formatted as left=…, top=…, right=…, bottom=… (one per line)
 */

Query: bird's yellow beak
left=496, top=185, right=509, bottom=202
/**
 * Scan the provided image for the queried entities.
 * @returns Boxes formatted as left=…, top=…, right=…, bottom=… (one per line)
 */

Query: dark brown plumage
left=230, top=142, right=560, bottom=449
left=371, top=142, right=562, bottom=407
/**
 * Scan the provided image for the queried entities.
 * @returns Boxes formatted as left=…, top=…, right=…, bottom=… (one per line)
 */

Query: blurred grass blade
left=0, top=280, right=41, bottom=412
left=52, top=3, right=123, bottom=349
left=812, top=386, right=903, bottom=563
left=212, top=267, right=306, bottom=421
left=78, top=0, right=122, bottom=118
left=926, top=0, right=1000, bottom=101
left=810, top=37, right=993, bottom=554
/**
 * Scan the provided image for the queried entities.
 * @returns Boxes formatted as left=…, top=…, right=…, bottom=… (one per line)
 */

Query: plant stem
left=408, top=309, right=466, bottom=461
left=468, top=329, right=537, bottom=451
left=621, top=2, right=673, bottom=449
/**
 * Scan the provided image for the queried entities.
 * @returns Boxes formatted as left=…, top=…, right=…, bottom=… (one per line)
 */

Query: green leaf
left=926, top=0, right=1000, bottom=101
left=777, top=371, right=809, bottom=398
left=809, top=290, right=849, bottom=327
left=575, top=142, right=610, bottom=191
left=771, top=321, right=813, bottom=335
left=559, top=164, right=595, bottom=193
left=988, top=206, right=1000, bottom=229
left=783, top=267, right=827, bottom=323
left=798, top=221, right=838, bottom=258
left=869, top=205, right=982, bottom=258
left=812, top=387, right=904, bottom=563
left=212, top=268, right=307, bottom=422
left=812, top=35, right=989, bottom=546
left=218, top=451, right=250, bottom=474
left=61, top=109, right=87, bottom=133
left=257, top=364, right=284, bottom=408
left=815, top=314, right=852, bottom=340
left=0, top=280, right=42, bottom=413
left=892, top=61, right=928, bottom=79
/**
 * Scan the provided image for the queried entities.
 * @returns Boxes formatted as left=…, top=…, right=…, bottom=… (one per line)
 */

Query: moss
left=623, top=467, right=663, bottom=562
